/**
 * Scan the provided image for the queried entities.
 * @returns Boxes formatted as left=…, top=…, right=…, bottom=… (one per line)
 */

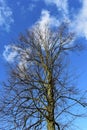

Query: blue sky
left=0, top=0, right=87, bottom=129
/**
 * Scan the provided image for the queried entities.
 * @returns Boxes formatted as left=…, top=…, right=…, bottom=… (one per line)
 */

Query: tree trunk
left=46, top=72, right=55, bottom=130
left=47, top=120, right=55, bottom=130
left=47, top=87, right=55, bottom=130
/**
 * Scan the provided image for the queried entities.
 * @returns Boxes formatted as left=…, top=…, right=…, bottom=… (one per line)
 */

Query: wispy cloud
left=32, top=0, right=69, bottom=16
left=43, top=0, right=87, bottom=39
left=0, top=0, right=14, bottom=32
left=71, top=0, right=87, bottom=39
left=3, top=45, right=18, bottom=62
left=28, top=3, right=36, bottom=11
left=38, top=10, right=60, bottom=28
left=3, top=44, right=30, bottom=72
left=40, top=0, right=87, bottom=39
left=44, top=0, right=68, bottom=15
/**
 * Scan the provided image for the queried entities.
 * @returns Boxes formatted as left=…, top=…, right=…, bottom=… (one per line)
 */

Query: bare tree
left=0, top=23, right=87, bottom=130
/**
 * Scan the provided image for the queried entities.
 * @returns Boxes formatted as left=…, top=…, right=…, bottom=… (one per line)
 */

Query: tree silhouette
left=0, top=23, right=87, bottom=130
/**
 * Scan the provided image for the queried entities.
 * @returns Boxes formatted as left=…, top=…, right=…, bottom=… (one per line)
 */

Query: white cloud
left=71, top=0, right=87, bottom=39
left=43, top=0, right=87, bottom=39
left=37, top=10, right=60, bottom=30
left=3, top=44, right=31, bottom=79
left=3, top=44, right=31, bottom=73
left=3, top=45, right=18, bottom=62
left=32, top=0, right=87, bottom=39
left=44, top=0, right=68, bottom=15
left=32, top=0, right=69, bottom=19
left=0, top=0, right=14, bottom=32
left=33, top=10, right=60, bottom=48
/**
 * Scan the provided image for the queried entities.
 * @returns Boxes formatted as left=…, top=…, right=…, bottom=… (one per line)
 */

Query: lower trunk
left=46, top=71, right=55, bottom=130
left=47, top=120, right=55, bottom=130
left=46, top=86, right=55, bottom=130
